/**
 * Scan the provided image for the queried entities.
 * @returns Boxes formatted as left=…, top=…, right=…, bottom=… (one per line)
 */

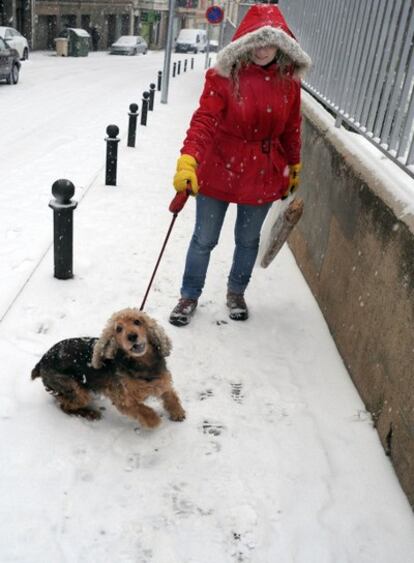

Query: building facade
left=32, top=0, right=171, bottom=50
left=0, top=0, right=33, bottom=44
left=1, top=0, right=238, bottom=51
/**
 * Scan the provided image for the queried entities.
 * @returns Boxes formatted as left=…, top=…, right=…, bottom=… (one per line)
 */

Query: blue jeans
left=181, top=194, right=271, bottom=299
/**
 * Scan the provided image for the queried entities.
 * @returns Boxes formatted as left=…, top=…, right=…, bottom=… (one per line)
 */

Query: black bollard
left=49, top=179, right=78, bottom=280
left=127, top=103, right=139, bottom=147
left=172, top=62, right=176, bottom=77
left=157, top=70, right=162, bottom=91
left=105, top=124, right=120, bottom=186
left=140, top=92, right=150, bottom=126
left=177, top=60, right=181, bottom=75
left=184, top=59, right=187, bottom=72
left=148, top=83, right=156, bottom=111
left=191, top=57, right=194, bottom=70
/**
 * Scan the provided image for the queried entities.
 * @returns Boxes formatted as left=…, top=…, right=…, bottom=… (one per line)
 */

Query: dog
left=31, top=308, right=186, bottom=427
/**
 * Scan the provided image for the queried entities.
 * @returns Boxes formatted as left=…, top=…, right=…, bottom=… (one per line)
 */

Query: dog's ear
left=91, top=321, right=119, bottom=369
left=145, top=315, right=172, bottom=357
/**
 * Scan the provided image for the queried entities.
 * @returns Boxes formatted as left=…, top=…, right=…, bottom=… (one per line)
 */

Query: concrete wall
left=290, top=91, right=414, bottom=507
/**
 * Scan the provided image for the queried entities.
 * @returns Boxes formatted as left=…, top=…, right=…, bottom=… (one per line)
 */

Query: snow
left=1, top=51, right=414, bottom=562
left=69, top=28, right=90, bottom=37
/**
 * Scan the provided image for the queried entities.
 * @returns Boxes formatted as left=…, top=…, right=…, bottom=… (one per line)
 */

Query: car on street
left=109, top=36, right=148, bottom=56
left=208, top=39, right=219, bottom=52
left=0, top=26, right=29, bottom=60
left=175, top=29, right=207, bottom=53
left=0, top=37, right=20, bottom=84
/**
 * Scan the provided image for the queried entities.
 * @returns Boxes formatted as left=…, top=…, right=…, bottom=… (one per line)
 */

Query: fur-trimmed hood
left=215, top=4, right=311, bottom=79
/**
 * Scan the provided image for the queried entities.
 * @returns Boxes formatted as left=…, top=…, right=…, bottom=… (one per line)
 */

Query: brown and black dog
left=31, top=308, right=185, bottom=427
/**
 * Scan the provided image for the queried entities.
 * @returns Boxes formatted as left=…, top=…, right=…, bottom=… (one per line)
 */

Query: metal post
left=127, top=103, right=139, bottom=147
left=49, top=179, right=78, bottom=280
left=191, top=57, right=194, bottom=70
left=149, top=83, right=156, bottom=111
left=218, top=7, right=226, bottom=49
left=172, top=62, right=176, bottom=77
left=161, top=0, right=176, bottom=104
left=157, top=70, right=162, bottom=91
left=205, top=22, right=211, bottom=69
left=184, top=59, right=187, bottom=72
left=141, top=92, right=150, bottom=125
left=177, top=60, right=181, bottom=75
left=105, top=125, right=120, bottom=186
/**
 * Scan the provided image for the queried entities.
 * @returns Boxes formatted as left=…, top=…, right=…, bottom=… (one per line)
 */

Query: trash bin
left=67, top=28, right=90, bottom=57
left=54, top=37, right=68, bottom=57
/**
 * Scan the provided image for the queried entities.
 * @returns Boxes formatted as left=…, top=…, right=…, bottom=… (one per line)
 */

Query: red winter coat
left=180, top=4, right=311, bottom=206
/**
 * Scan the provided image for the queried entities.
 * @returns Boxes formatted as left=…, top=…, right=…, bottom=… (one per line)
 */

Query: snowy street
left=0, top=52, right=414, bottom=562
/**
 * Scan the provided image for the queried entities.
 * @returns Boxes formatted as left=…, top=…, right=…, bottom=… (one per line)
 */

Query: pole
left=148, top=83, right=156, bottom=111
left=205, top=23, right=211, bottom=69
left=161, top=0, right=176, bottom=104
left=127, top=103, right=139, bottom=147
left=219, top=5, right=226, bottom=49
left=105, top=125, right=120, bottom=186
left=140, top=92, right=150, bottom=125
left=49, top=179, right=78, bottom=279
left=205, top=0, right=214, bottom=70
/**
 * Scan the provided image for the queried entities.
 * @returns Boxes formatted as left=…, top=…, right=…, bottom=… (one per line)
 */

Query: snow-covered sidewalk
left=1, top=53, right=413, bottom=562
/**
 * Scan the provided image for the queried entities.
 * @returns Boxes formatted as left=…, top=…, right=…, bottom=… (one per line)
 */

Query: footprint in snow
left=124, top=452, right=141, bottom=471
left=231, top=530, right=256, bottom=562
left=201, top=420, right=225, bottom=436
left=199, top=388, right=214, bottom=401
left=202, top=439, right=222, bottom=456
left=230, top=382, right=244, bottom=404
left=36, top=322, right=49, bottom=334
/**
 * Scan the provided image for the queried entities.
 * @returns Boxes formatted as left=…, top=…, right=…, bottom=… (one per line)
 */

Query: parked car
left=208, top=39, right=219, bottom=52
left=0, top=26, right=29, bottom=60
left=110, top=36, right=148, bottom=56
left=0, top=37, right=20, bottom=84
left=175, top=29, right=207, bottom=53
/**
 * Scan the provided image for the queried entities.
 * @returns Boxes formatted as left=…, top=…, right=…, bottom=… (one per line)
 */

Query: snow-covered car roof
left=113, top=36, right=145, bottom=46
left=0, top=26, right=22, bottom=35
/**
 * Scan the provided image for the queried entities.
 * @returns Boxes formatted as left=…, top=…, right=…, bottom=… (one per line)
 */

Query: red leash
left=139, top=188, right=191, bottom=311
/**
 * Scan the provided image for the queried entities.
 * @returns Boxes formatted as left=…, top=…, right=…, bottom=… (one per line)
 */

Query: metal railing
left=279, top=0, right=414, bottom=179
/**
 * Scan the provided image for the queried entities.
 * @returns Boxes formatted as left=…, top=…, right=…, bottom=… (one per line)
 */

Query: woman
left=170, top=4, right=311, bottom=327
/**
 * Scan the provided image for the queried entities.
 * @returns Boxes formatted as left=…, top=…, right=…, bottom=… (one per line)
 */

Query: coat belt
left=250, top=137, right=278, bottom=154
left=261, top=138, right=272, bottom=154
left=219, top=131, right=279, bottom=155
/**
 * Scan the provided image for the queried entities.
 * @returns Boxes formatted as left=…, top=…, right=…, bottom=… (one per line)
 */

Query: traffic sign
left=206, top=5, right=224, bottom=25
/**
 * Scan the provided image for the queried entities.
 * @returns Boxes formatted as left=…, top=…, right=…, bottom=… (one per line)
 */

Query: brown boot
left=226, top=291, right=248, bottom=321
left=169, top=298, right=198, bottom=327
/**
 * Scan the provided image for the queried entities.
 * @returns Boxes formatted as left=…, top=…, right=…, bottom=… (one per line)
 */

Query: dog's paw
left=142, top=411, right=162, bottom=428
left=170, top=408, right=186, bottom=422
left=63, top=407, right=102, bottom=421
left=84, top=408, right=102, bottom=421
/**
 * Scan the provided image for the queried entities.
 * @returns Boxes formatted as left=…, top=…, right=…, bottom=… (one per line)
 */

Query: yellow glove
left=173, top=154, right=199, bottom=194
left=282, top=163, right=301, bottom=199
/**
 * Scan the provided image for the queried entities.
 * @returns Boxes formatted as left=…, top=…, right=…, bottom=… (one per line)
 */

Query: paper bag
left=260, top=197, right=304, bottom=268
